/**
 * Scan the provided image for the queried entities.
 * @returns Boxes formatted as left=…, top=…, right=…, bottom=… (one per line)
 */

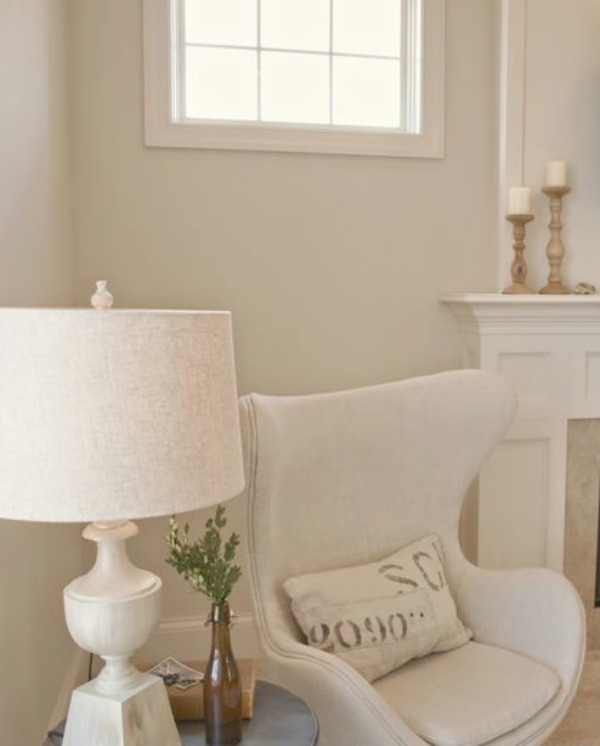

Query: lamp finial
left=91, top=280, right=114, bottom=309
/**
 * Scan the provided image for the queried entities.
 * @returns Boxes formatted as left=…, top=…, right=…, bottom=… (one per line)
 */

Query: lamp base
left=62, top=672, right=180, bottom=746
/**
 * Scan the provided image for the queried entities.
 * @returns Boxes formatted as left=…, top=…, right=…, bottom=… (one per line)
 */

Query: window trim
left=143, top=0, right=445, bottom=158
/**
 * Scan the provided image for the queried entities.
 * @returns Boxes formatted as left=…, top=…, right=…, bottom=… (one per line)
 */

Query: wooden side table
left=45, top=680, right=319, bottom=746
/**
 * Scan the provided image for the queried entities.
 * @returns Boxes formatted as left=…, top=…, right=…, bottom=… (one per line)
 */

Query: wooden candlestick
left=539, top=185, right=571, bottom=294
left=503, top=214, right=535, bottom=294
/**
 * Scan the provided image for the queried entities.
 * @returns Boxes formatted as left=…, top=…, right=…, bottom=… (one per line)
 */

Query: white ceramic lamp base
left=63, top=673, right=180, bottom=746
left=62, top=521, right=181, bottom=746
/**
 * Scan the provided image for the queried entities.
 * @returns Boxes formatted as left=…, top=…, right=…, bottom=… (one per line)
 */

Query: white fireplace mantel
left=442, top=293, right=600, bottom=573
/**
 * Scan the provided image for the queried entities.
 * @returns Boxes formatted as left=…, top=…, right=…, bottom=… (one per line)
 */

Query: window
left=143, top=0, right=445, bottom=157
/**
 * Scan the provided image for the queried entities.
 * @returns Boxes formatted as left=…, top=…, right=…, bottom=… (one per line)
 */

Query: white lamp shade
left=0, top=308, right=245, bottom=522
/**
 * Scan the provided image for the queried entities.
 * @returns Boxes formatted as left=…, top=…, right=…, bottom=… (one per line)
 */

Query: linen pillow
left=283, top=534, right=471, bottom=682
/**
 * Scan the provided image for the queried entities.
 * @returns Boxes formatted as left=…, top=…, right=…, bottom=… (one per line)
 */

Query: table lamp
left=0, top=283, right=245, bottom=746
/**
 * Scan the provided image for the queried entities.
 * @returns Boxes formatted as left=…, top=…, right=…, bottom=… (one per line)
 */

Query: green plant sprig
left=166, top=505, right=242, bottom=606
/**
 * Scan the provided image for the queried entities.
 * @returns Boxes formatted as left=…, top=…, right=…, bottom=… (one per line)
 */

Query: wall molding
left=497, top=0, right=528, bottom=291
left=139, top=612, right=258, bottom=664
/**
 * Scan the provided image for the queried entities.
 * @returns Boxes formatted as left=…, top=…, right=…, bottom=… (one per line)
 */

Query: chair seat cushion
left=373, top=641, right=560, bottom=746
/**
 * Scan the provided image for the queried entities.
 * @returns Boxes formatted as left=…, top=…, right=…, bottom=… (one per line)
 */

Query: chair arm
left=456, top=565, right=586, bottom=685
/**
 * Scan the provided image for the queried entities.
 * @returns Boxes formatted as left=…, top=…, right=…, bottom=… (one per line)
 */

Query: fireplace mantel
left=441, top=293, right=600, bottom=573
left=442, top=293, right=600, bottom=332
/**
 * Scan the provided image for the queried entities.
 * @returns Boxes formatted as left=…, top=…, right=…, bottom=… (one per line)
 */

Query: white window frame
left=143, top=0, right=445, bottom=158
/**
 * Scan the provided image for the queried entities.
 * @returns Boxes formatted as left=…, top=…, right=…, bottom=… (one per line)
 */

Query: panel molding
left=442, top=293, right=600, bottom=571
left=497, top=0, right=528, bottom=291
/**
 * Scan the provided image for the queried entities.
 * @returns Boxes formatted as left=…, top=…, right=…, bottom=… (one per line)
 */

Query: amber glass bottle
left=204, top=601, right=242, bottom=745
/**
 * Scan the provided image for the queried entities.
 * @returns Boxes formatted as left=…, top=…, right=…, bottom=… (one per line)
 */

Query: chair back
left=240, top=370, right=515, bottom=645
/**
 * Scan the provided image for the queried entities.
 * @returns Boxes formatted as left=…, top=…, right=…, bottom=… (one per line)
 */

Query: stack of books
left=143, top=657, right=257, bottom=721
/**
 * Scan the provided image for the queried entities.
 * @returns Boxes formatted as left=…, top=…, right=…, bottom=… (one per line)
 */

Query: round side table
left=45, top=680, right=318, bottom=746
left=178, top=681, right=318, bottom=745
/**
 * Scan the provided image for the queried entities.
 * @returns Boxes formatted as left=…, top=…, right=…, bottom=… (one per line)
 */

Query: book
left=142, top=658, right=256, bottom=721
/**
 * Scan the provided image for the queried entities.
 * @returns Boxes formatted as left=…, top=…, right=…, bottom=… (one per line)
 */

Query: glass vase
left=204, top=600, right=242, bottom=746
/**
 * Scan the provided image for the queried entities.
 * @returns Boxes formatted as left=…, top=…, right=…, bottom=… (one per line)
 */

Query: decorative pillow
left=283, top=535, right=471, bottom=682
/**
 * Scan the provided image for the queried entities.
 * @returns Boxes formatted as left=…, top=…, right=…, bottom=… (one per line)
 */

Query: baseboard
left=137, top=612, right=259, bottom=664
left=46, top=613, right=259, bottom=737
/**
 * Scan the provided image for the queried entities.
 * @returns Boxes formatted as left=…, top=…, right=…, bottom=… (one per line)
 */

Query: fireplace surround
left=442, top=294, right=600, bottom=598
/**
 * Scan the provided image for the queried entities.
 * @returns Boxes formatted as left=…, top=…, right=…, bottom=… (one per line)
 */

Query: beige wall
left=67, top=0, right=500, bottom=622
left=522, top=0, right=600, bottom=291
left=4, top=0, right=599, bottom=737
left=2, top=0, right=598, bottom=733
left=70, top=1, right=499, bottom=395
left=0, top=0, right=73, bottom=305
left=0, top=2, right=81, bottom=745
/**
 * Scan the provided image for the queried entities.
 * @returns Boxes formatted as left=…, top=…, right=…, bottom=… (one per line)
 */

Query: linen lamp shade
left=0, top=308, right=245, bottom=522
left=0, top=300, right=245, bottom=746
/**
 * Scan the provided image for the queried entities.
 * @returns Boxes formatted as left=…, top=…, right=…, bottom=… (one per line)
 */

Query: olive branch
left=166, top=505, right=242, bottom=606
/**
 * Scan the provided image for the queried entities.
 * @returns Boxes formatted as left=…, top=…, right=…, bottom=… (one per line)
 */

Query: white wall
left=67, top=0, right=500, bottom=628
left=0, top=1, right=81, bottom=744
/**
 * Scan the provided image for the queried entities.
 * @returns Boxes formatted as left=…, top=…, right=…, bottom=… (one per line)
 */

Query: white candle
left=508, top=186, right=532, bottom=215
left=546, top=160, right=568, bottom=187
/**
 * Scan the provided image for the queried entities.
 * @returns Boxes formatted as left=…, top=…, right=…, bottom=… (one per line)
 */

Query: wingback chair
left=239, top=370, right=585, bottom=746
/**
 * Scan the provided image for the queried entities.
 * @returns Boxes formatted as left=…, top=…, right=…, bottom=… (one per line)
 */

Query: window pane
left=185, top=48, right=258, bottom=121
left=261, top=0, right=330, bottom=52
left=184, top=0, right=257, bottom=47
left=333, top=56, right=400, bottom=128
left=261, top=52, right=329, bottom=125
left=333, top=0, right=401, bottom=57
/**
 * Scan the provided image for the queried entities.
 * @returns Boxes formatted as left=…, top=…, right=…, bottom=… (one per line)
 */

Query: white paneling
left=584, top=354, right=600, bottom=401
left=567, top=338, right=600, bottom=419
left=497, top=352, right=553, bottom=417
left=442, top=294, right=600, bottom=572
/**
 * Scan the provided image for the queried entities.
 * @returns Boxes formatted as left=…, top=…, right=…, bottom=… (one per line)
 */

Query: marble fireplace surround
left=566, top=419, right=600, bottom=651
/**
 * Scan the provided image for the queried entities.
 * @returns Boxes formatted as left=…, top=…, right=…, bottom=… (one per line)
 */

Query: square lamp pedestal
left=63, top=673, right=180, bottom=746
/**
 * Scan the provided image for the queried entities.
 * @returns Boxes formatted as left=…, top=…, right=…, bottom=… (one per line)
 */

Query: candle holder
left=539, top=185, right=571, bottom=294
left=503, top=214, right=535, bottom=294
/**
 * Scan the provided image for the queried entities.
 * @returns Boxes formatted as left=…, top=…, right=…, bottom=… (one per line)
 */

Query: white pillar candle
left=508, top=186, right=532, bottom=215
left=546, top=160, right=568, bottom=187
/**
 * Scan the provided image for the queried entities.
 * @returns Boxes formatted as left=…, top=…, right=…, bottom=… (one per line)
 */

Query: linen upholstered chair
left=239, top=370, right=585, bottom=746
